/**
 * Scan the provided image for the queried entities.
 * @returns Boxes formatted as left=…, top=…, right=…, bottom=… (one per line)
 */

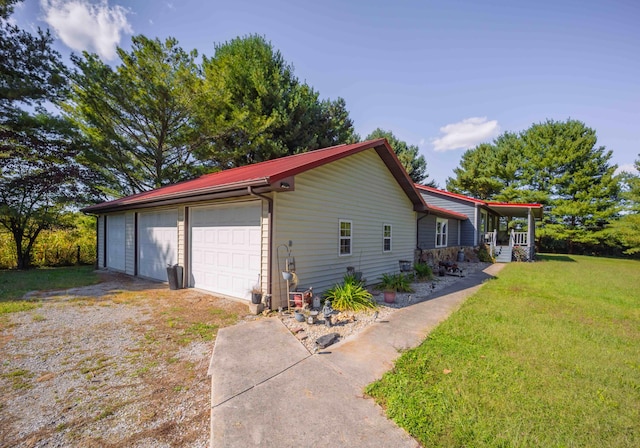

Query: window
left=383, top=224, right=392, bottom=252
left=339, top=220, right=352, bottom=256
left=436, top=218, right=448, bottom=248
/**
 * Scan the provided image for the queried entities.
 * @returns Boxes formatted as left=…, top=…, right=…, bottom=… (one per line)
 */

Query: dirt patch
left=0, top=273, right=247, bottom=448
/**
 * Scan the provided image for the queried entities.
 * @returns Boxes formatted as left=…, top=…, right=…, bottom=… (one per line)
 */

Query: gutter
left=247, top=186, right=274, bottom=306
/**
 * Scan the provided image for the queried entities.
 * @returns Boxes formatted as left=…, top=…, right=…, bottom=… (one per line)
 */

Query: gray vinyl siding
left=97, top=215, right=105, bottom=268
left=418, top=214, right=460, bottom=249
left=125, top=212, right=135, bottom=275
left=272, top=149, right=416, bottom=307
left=419, top=192, right=477, bottom=246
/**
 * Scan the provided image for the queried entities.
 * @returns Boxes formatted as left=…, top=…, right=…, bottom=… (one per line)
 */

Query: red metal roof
left=415, top=184, right=543, bottom=218
left=83, top=139, right=431, bottom=213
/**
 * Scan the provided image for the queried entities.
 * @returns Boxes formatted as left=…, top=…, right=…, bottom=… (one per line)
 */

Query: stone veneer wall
left=414, top=246, right=480, bottom=267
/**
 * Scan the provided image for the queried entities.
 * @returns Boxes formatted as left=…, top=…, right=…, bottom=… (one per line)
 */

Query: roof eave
left=82, top=178, right=271, bottom=214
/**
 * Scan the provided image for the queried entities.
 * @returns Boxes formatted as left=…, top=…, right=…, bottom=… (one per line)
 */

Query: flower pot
left=251, top=292, right=262, bottom=304
left=294, top=311, right=305, bottom=322
left=383, top=290, right=396, bottom=304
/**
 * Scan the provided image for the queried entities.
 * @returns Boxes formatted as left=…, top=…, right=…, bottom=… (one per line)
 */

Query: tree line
left=446, top=119, right=639, bottom=255
left=1, top=0, right=428, bottom=268
left=1, top=0, right=638, bottom=268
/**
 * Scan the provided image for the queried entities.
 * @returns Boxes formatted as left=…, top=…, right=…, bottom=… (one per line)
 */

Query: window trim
left=383, top=223, right=392, bottom=252
left=338, top=219, right=352, bottom=256
left=436, top=217, right=448, bottom=248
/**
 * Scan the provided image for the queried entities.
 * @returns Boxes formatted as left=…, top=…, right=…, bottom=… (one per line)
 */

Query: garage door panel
left=190, top=202, right=261, bottom=300
left=138, top=210, right=178, bottom=281
left=106, top=214, right=126, bottom=271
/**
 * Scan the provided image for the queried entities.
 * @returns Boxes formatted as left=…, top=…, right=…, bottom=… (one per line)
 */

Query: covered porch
left=480, top=203, right=543, bottom=262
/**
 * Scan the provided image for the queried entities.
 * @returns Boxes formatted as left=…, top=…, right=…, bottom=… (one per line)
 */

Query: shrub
left=477, top=244, right=494, bottom=263
left=380, top=273, right=414, bottom=293
left=413, top=262, right=433, bottom=281
left=513, top=245, right=528, bottom=262
left=324, top=275, right=376, bottom=312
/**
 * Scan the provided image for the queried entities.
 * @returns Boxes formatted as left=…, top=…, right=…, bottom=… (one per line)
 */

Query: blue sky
left=12, top=0, right=640, bottom=186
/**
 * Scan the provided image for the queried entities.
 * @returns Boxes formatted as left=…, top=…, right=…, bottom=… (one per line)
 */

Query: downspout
left=248, top=187, right=274, bottom=305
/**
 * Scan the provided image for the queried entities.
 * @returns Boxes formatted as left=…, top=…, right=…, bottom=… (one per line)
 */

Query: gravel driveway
left=0, top=273, right=247, bottom=448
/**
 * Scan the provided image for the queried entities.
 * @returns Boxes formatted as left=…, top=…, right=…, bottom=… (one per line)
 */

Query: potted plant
left=380, top=273, right=397, bottom=303
left=379, top=273, right=414, bottom=304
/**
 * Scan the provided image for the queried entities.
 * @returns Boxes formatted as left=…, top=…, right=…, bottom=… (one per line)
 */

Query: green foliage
left=447, top=119, right=621, bottom=253
left=413, top=262, right=433, bottom=281
left=379, top=272, right=414, bottom=293
left=366, top=128, right=430, bottom=184
left=65, top=35, right=206, bottom=196
left=476, top=244, right=494, bottom=263
left=1, top=4, right=97, bottom=269
left=324, top=274, right=376, bottom=312
left=367, top=255, right=640, bottom=447
left=197, top=35, right=358, bottom=169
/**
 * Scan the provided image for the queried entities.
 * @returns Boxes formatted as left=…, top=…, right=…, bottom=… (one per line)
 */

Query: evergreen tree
left=65, top=35, right=205, bottom=196
left=446, top=119, right=620, bottom=253
left=365, top=128, right=430, bottom=184
left=197, top=34, right=357, bottom=168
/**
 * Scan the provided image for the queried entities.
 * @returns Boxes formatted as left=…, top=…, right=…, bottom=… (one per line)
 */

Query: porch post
left=528, top=208, right=535, bottom=260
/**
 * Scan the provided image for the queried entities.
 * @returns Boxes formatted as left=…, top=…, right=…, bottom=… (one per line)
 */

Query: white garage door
left=190, top=202, right=261, bottom=300
left=138, top=210, right=178, bottom=281
left=106, top=214, right=126, bottom=271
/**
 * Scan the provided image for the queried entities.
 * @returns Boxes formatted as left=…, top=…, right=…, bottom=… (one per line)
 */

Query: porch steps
left=495, top=246, right=512, bottom=263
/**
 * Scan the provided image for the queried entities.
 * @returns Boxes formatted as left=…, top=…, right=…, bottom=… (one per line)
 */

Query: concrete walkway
left=209, top=263, right=505, bottom=447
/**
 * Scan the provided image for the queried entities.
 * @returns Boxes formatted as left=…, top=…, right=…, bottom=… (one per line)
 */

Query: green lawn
left=366, top=255, right=640, bottom=447
left=0, top=266, right=99, bottom=314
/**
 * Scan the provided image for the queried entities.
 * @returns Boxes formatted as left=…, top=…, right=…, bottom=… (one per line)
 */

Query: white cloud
left=40, top=0, right=132, bottom=60
left=615, top=163, right=639, bottom=176
left=432, top=117, right=500, bottom=152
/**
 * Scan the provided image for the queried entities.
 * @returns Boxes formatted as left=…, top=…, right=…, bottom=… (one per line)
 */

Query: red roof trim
left=83, top=138, right=429, bottom=214
left=415, top=184, right=485, bottom=204
left=485, top=201, right=543, bottom=208
left=415, top=184, right=542, bottom=209
left=427, top=204, right=468, bottom=220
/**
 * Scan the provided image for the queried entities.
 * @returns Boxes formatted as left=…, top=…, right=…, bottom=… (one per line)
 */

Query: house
left=82, top=139, right=462, bottom=309
left=415, top=185, right=543, bottom=262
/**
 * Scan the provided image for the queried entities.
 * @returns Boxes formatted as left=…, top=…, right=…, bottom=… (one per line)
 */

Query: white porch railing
left=510, top=230, right=528, bottom=246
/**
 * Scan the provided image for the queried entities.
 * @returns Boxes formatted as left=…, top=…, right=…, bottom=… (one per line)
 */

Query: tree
left=1, top=1, right=96, bottom=268
left=197, top=34, right=357, bottom=168
left=65, top=35, right=205, bottom=196
left=365, top=128, right=430, bottom=184
left=446, top=119, right=620, bottom=253
left=608, top=156, right=640, bottom=254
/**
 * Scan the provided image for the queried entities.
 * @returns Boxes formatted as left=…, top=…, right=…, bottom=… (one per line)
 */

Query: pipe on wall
left=247, top=186, right=274, bottom=305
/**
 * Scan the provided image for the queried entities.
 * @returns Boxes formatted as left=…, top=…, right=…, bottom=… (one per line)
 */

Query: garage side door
left=106, top=214, right=126, bottom=271
left=190, top=202, right=261, bottom=300
left=138, top=210, right=178, bottom=281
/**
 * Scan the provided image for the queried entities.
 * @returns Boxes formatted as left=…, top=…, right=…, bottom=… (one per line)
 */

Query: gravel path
left=279, top=262, right=490, bottom=352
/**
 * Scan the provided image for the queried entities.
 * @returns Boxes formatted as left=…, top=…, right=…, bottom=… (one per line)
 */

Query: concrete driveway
left=209, top=264, right=504, bottom=447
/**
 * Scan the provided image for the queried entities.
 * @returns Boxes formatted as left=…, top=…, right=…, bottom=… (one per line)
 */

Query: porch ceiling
left=487, top=204, right=543, bottom=219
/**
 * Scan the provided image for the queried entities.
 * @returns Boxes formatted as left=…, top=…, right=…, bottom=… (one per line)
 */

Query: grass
left=0, top=266, right=99, bottom=302
left=366, top=254, right=640, bottom=447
